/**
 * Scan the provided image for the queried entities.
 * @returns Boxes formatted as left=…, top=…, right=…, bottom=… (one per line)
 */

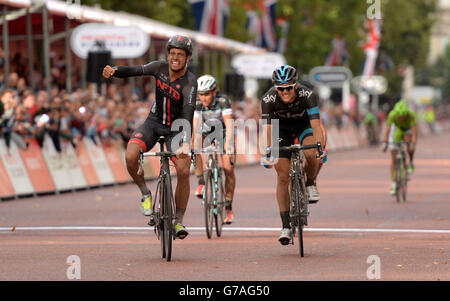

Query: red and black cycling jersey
left=261, top=82, right=320, bottom=125
left=113, top=60, right=197, bottom=128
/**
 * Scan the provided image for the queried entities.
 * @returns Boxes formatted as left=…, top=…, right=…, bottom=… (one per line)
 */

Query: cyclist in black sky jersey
left=261, top=65, right=327, bottom=245
left=102, top=35, right=197, bottom=239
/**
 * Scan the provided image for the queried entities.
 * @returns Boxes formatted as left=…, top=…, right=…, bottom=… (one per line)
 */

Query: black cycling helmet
left=272, top=65, right=298, bottom=85
left=167, top=35, right=193, bottom=56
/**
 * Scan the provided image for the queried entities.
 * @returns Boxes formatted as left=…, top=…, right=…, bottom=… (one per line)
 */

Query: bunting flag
left=246, top=0, right=278, bottom=51
left=325, top=36, right=349, bottom=66
left=189, top=0, right=230, bottom=36
left=362, top=19, right=382, bottom=76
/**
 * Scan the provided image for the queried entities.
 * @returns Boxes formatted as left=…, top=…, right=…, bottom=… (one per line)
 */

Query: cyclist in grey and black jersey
left=192, top=75, right=236, bottom=224
left=102, top=35, right=197, bottom=239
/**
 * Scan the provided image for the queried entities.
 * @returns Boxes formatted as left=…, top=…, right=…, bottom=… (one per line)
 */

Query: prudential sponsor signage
left=71, top=23, right=150, bottom=59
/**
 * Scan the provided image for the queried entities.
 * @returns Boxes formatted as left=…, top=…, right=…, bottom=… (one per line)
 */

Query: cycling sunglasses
left=275, top=83, right=296, bottom=92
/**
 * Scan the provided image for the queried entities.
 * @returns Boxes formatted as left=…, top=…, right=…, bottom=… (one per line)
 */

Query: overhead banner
left=71, top=23, right=150, bottom=59
left=231, top=53, right=286, bottom=78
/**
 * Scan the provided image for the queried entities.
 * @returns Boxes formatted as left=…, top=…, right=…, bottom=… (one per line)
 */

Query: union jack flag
left=189, top=0, right=230, bottom=36
left=325, top=36, right=349, bottom=66
left=362, top=19, right=382, bottom=76
left=246, top=0, right=278, bottom=51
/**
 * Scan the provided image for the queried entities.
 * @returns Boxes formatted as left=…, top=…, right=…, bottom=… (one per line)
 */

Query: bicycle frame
left=138, top=138, right=176, bottom=261
left=392, top=141, right=408, bottom=202
left=202, top=142, right=226, bottom=238
left=277, top=142, right=323, bottom=257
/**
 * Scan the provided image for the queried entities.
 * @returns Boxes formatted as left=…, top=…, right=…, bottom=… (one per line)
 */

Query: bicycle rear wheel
left=215, top=171, right=225, bottom=237
left=204, top=171, right=214, bottom=239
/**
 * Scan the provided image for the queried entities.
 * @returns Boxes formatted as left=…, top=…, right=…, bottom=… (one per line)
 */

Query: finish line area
left=2, top=226, right=450, bottom=234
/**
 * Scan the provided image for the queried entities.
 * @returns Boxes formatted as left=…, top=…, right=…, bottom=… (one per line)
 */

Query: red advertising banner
left=102, top=142, right=130, bottom=183
left=18, top=138, right=55, bottom=193
left=75, top=140, right=101, bottom=187
left=0, top=156, right=15, bottom=198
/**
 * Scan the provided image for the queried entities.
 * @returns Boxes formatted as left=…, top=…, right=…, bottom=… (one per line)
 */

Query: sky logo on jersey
left=298, top=89, right=312, bottom=98
left=157, top=79, right=181, bottom=100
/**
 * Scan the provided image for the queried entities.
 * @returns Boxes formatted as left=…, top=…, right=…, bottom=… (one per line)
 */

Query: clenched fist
left=102, top=65, right=115, bottom=78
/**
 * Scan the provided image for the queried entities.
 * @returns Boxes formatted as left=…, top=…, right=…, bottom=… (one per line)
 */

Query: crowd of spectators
left=0, top=48, right=155, bottom=153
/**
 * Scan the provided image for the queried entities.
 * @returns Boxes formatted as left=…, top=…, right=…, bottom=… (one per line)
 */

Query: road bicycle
left=392, top=141, right=409, bottom=203
left=278, top=142, right=323, bottom=257
left=137, top=137, right=194, bottom=261
left=201, top=141, right=233, bottom=239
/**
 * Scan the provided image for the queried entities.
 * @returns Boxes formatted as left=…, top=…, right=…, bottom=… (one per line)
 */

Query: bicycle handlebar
left=275, top=142, right=323, bottom=158
left=143, top=151, right=175, bottom=157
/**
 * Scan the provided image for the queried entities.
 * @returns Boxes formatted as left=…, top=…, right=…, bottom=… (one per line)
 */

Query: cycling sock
left=196, top=174, right=205, bottom=186
left=175, top=208, right=186, bottom=225
left=225, top=199, right=232, bottom=211
left=280, top=211, right=290, bottom=229
left=138, top=184, right=150, bottom=196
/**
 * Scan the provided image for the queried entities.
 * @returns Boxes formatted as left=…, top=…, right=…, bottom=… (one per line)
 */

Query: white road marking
left=1, top=226, right=450, bottom=234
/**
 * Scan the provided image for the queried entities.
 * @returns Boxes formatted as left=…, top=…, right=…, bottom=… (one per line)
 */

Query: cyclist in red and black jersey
left=102, top=35, right=197, bottom=239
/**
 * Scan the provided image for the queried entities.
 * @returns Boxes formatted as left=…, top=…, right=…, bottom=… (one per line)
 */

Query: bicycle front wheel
left=204, top=171, right=214, bottom=239
left=162, top=175, right=174, bottom=262
left=290, top=176, right=304, bottom=257
left=215, top=170, right=225, bottom=237
left=395, top=158, right=403, bottom=203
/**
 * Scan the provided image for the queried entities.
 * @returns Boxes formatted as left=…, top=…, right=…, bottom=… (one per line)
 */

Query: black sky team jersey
left=194, top=94, right=232, bottom=131
left=261, top=82, right=320, bottom=125
left=114, top=60, right=197, bottom=128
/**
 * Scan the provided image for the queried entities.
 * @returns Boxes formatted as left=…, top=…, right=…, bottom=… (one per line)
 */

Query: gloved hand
left=321, top=149, right=328, bottom=163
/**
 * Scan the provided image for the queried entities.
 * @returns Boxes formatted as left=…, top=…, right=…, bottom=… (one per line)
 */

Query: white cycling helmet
left=197, top=74, right=217, bottom=94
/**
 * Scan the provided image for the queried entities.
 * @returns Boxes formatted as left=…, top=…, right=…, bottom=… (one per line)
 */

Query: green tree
left=275, top=0, right=369, bottom=76
left=379, top=0, right=436, bottom=96
left=80, top=0, right=195, bottom=29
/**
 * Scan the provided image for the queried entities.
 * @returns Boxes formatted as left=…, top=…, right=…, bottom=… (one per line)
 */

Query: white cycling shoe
left=306, top=185, right=320, bottom=204
left=278, top=228, right=293, bottom=245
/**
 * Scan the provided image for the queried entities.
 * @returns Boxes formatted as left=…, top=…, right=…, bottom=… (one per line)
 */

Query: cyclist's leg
left=126, top=120, right=159, bottom=196
left=222, top=153, right=236, bottom=201
left=302, top=134, right=322, bottom=202
left=403, top=130, right=415, bottom=170
left=126, top=119, right=160, bottom=215
left=274, top=158, right=291, bottom=213
left=222, top=152, right=236, bottom=223
left=389, top=125, right=403, bottom=193
left=172, top=157, right=191, bottom=237
left=273, top=123, right=294, bottom=243
left=274, top=158, right=292, bottom=244
left=194, top=136, right=205, bottom=198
